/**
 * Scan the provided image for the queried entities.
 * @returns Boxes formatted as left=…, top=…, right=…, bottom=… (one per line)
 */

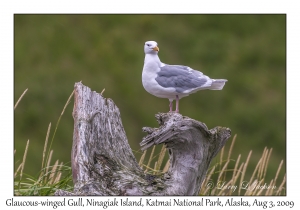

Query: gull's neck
left=144, top=53, right=161, bottom=64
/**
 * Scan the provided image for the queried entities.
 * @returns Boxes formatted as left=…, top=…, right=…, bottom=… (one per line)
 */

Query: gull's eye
left=146, top=44, right=150, bottom=47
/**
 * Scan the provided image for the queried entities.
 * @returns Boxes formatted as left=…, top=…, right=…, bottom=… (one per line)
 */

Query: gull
left=142, top=41, right=227, bottom=113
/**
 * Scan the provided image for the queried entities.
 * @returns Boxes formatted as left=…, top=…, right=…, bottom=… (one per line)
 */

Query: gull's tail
left=209, top=79, right=228, bottom=90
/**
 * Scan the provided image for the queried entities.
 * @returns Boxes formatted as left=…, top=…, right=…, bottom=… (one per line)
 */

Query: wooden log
left=55, top=82, right=231, bottom=196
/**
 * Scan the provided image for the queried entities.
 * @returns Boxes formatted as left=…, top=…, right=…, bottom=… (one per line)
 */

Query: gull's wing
left=155, top=65, right=212, bottom=93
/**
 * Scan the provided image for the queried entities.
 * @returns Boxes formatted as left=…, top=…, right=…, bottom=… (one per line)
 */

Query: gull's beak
left=152, top=46, right=159, bottom=51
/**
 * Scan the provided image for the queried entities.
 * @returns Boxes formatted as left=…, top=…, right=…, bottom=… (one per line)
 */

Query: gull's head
left=144, top=41, right=159, bottom=54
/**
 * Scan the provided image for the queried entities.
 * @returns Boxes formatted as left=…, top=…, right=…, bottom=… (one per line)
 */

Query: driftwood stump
left=55, top=82, right=231, bottom=196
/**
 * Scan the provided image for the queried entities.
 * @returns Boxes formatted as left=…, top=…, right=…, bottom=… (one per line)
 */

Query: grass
left=14, top=89, right=285, bottom=196
left=14, top=89, right=74, bottom=196
left=138, top=134, right=286, bottom=196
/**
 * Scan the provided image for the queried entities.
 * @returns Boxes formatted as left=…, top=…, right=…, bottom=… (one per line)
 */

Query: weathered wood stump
left=55, top=82, right=231, bottom=196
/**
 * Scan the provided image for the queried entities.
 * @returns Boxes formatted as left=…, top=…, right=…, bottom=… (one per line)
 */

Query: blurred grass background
left=14, top=14, right=285, bottom=185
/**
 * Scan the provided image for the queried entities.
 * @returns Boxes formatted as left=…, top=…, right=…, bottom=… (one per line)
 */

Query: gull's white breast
left=142, top=62, right=178, bottom=99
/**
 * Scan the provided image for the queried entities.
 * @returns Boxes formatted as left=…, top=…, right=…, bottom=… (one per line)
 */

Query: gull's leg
left=175, top=95, right=179, bottom=113
left=169, top=99, right=173, bottom=112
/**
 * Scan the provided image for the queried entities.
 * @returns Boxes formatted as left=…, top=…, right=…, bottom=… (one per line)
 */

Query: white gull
left=142, top=40, right=227, bottom=113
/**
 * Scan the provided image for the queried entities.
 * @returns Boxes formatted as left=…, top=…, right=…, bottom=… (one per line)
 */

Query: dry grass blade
left=14, top=88, right=28, bottom=110
left=265, top=179, right=274, bottom=195
left=45, top=90, right=74, bottom=172
left=252, top=179, right=264, bottom=195
left=274, top=160, right=283, bottom=185
left=20, top=140, right=30, bottom=180
left=206, top=166, right=216, bottom=184
left=49, top=160, right=59, bottom=184
left=239, top=150, right=252, bottom=195
left=145, top=145, right=156, bottom=173
left=100, top=88, right=105, bottom=95
left=14, top=163, right=23, bottom=178
left=256, top=179, right=266, bottom=196
left=61, top=90, right=74, bottom=116
left=232, top=154, right=241, bottom=181
left=138, top=150, right=147, bottom=168
left=42, top=123, right=51, bottom=170
left=221, top=134, right=237, bottom=182
left=218, top=160, right=230, bottom=181
left=227, top=134, right=236, bottom=162
left=276, top=173, right=286, bottom=195
left=153, top=162, right=158, bottom=174
left=54, top=172, right=62, bottom=184
left=232, top=162, right=244, bottom=194
left=162, top=159, right=170, bottom=173
left=58, top=161, right=64, bottom=172
left=263, top=148, right=272, bottom=178
left=258, top=147, right=267, bottom=179
left=52, top=161, right=64, bottom=184
left=268, top=160, right=283, bottom=196
left=211, top=187, right=216, bottom=195
left=156, top=145, right=167, bottom=171
left=244, top=179, right=257, bottom=195
left=248, top=158, right=262, bottom=186
left=201, top=165, right=216, bottom=194
left=45, top=150, right=53, bottom=183
left=219, top=146, right=224, bottom=174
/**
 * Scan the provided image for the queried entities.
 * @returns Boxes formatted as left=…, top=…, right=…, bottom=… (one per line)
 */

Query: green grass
left=14, top=90, right=74, bottom=196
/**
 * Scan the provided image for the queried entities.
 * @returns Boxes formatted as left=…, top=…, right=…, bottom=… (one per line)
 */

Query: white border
left=2, top=0, right=299, bottom=209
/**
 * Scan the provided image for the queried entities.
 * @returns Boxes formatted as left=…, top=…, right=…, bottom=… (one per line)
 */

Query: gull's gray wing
left=155, top=65, right=210, bottom=93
